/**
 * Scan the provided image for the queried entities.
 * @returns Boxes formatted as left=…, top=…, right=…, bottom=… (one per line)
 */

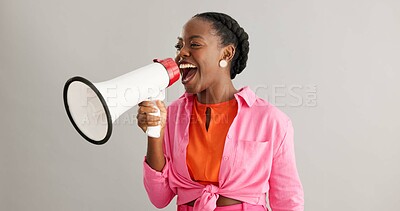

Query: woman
left=137, top=12, right=304, bottom=211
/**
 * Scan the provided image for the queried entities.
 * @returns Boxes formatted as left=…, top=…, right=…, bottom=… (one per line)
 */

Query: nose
left=176, top=45, right=190, bottom=61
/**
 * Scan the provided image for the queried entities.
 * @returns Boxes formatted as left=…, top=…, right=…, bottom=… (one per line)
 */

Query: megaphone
left=63, top=58, right=180, bottom=145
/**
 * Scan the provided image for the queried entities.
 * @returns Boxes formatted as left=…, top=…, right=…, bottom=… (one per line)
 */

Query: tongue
left=183, top=68, right=197, bottom=83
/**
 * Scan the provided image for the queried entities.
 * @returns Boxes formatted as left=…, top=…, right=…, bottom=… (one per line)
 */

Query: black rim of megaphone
left=63, top=76, right=112, bottom=145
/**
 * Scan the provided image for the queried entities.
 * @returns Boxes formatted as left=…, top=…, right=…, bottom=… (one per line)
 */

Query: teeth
left=179, top=63, right=197, bottom=69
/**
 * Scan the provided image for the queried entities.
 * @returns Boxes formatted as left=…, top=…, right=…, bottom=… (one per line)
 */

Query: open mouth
left=179, top=63, right=198, bottom=84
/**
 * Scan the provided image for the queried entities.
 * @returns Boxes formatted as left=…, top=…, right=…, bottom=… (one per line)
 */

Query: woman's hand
left=137, top=100, right=167, bottom=134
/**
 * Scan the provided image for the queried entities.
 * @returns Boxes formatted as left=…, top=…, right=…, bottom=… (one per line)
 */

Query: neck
left=196, top=81, right=238, bottom=104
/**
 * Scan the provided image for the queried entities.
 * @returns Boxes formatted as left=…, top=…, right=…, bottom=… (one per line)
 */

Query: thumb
left=155, top=100, right=166, bottom=113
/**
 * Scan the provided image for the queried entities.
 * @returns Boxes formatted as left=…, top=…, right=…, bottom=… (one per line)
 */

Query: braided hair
left=193, top=12, right=250, bottom=79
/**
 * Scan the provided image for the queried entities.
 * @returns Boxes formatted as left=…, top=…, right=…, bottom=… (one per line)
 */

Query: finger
left=155, top=100, right=167, bottom=113
left=136, top=113, right=146, bottom=120
left=147, top=115, right=161, bottom=122
left=136, top=114, right=149, bottom=125
left=138, top=106, right=158, bottom=114
left=138, top=101, right=154, bottom=107
left=146, top=116, right=161, bottom=126
left=146, top=121, right=160, bottom=126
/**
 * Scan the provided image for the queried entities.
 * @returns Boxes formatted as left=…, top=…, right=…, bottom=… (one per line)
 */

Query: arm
left=269, top=120, right=304, bottom=211
left=138, top=101, right=176, bottom=208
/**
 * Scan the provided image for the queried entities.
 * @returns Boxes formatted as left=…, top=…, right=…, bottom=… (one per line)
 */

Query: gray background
left=1, top=0, right=399, bottom=210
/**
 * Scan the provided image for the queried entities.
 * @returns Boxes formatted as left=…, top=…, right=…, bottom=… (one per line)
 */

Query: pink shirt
left=143, top=87, right=304, bottom=211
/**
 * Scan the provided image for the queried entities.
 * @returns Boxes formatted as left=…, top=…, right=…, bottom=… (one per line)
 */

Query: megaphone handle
left=144, top=89, right=165, bottom=138
left=146, top=104, right=161, bottom=138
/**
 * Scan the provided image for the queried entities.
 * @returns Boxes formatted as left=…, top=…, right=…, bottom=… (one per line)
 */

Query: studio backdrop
left=1, top=0, right=399, bottom=210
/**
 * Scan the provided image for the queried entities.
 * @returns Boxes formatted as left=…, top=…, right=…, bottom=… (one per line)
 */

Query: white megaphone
left=63, top=58, right=180, bottom=145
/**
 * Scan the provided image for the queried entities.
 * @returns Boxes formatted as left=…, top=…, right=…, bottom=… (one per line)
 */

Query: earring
left=219, top=60, right=228, bottom=68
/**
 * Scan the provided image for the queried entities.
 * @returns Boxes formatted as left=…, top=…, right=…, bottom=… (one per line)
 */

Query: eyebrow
left=177, top=35, right=205, bottom=41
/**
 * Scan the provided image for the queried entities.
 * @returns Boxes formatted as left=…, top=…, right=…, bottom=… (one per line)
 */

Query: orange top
left=186, top=97, right=238, bottom=186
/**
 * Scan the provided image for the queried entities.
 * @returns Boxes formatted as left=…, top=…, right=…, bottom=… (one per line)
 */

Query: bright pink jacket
left=143, top=87, right=304, bottom=211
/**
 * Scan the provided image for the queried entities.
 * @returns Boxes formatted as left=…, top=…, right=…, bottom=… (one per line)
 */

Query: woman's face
left=175, top=18, right=226, bottom=94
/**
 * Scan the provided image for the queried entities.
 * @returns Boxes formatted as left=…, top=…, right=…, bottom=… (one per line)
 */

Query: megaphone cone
left=63, top=58, right=180, bottom=145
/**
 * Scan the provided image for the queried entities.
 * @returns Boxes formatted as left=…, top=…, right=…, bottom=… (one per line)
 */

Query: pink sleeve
left=143, top=157, right=176, bottom=208
left=142, top=120, right=176, bottom=208
left=269, top=120, right=304, bottom=211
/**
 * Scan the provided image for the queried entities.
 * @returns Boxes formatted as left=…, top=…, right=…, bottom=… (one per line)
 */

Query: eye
left=174, top=43, right=182, bottom=50
left=190, top=43, right=201, bottom=48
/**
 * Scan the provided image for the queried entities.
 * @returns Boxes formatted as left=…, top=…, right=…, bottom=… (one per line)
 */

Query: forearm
left=145, top=129, right=166, bottom=172
left=143, top=128, right=175, bottom=208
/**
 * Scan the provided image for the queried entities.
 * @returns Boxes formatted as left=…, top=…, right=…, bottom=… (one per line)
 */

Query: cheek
left=208, top=51, right=223, bottom=67
left=198, top=56, right=218, bottom=71
left=174, top=51, right=182, bottom=62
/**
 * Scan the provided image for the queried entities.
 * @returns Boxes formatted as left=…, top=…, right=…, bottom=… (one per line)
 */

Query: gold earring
left=219, top=60, right=228, bottom=68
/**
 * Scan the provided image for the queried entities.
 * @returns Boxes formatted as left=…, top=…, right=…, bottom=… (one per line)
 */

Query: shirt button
left=223, top=156, right=229, bottom=161
left=227, top=134, right=231, bottom=139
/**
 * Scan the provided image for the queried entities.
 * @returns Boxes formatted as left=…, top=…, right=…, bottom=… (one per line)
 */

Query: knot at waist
left=193, top=184, right=220, bottom=211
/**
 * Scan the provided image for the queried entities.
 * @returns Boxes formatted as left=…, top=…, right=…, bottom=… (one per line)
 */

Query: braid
left=193, top=12, right=250, bottom=79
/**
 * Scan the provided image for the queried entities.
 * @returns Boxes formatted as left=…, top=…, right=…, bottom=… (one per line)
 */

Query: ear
left=220, top=44, right=235, bottom=62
